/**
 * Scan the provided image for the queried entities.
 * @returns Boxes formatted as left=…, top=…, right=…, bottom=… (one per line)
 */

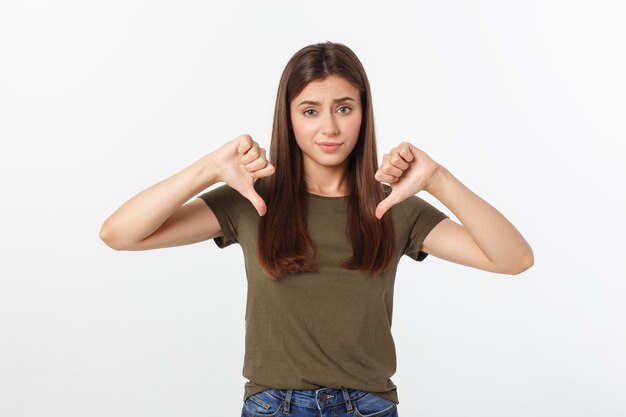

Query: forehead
left=292, top=75, right=359, bottom=102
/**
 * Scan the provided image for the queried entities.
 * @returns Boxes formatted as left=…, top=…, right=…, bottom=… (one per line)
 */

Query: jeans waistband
left=266, top=387, right=370, bottom=413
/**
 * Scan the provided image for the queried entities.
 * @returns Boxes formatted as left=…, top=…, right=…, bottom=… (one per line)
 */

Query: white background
left=1, top=1, right=625, bottom=416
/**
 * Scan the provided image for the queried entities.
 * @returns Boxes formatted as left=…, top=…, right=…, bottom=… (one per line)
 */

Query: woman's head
left=289, top=74, right=362, bottom=182
left=269, top=41, right=378, bottom=189
left=258, top=41, right=395, bottom=280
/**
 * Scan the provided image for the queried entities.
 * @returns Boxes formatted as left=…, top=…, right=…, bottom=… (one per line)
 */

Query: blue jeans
left=241, top=387, right=399, bottom=417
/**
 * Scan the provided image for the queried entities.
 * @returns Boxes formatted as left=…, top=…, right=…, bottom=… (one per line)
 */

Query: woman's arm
left=423, top=165, right=534, bottom=274
left=99, top=152, right=220, bottom=250
left=375, top=142, right=534, bottom=275
left=99, top=134, right=275, bottom=251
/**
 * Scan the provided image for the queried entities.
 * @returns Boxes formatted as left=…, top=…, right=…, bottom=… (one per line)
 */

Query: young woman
left=100, top=41, right=533, bottom=417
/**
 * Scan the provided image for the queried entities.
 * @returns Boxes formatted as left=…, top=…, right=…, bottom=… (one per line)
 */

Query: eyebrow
left=297, top=97, right=356, bottom=107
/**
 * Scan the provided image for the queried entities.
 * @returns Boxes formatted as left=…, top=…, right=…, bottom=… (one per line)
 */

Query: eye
left=303, top=109, right=317, bottom=116
left=338, top=106, right=352, bottom=114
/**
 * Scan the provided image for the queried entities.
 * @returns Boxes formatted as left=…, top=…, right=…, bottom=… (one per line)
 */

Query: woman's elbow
left=99, top=223, right=124, bottom=251
left=512, top=250, right=534, bottom=275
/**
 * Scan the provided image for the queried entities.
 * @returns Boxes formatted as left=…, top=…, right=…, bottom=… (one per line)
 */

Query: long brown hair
left=257, top=41, right=395, bottom=280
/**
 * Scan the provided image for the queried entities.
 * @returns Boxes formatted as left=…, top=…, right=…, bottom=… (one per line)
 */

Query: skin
left=376, top=143, right=535, bottom=275
left=99, top=134, right=276, bottom=251
left=101, top=75, right=533, bottom=275
left=289, top=74, right=363, bottom=196
left=209, top=135, right=275, bottom=215
left=288, top=74, right=534, bottom=274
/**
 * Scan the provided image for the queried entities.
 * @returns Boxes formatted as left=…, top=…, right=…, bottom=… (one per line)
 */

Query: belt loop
left=341, top=387, right=354, bottom=412
left=283, top=389, right=293, bottom=414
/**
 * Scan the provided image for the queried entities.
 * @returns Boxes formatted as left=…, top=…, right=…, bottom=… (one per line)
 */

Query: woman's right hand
left=209, top=134, right=275, bottom=216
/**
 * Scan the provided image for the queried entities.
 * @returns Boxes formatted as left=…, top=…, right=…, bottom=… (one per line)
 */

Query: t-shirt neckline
left=305, top=191, right=349, bottom=201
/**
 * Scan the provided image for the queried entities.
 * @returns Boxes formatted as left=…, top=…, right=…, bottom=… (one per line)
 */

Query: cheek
left=292, top=114, right=316, bottom=138
left=344, top=113, right=362, bottom=136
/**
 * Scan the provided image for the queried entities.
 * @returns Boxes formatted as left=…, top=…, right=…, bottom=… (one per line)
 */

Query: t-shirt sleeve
left=401, top=194, right=449, bottom=262
left=196, top=183, right=244, bottom=249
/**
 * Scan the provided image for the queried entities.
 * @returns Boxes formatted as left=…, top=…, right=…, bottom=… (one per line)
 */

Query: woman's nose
left=321, top=113, right=339, bottom=136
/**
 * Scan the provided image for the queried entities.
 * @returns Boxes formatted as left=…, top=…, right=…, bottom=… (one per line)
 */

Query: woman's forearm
left=426, top=164, right=534, bottom=272
left=99, top=152, right=220, bottom=249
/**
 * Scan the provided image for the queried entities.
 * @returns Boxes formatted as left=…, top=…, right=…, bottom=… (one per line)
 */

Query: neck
left=303, top=161, right=350, bottom=196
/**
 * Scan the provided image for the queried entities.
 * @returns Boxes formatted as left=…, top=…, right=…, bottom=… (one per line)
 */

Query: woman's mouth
left=317, top=142, right=343, bottom=153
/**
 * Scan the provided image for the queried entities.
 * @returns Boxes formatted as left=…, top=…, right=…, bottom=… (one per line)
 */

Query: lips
left=316, top=142, right=343, bottom=153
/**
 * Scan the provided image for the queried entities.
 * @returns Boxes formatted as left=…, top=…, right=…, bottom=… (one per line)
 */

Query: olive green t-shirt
left=197, top=179, right=449, bottom=405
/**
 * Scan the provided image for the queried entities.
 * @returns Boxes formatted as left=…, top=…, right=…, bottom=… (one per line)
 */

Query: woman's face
left=289, top=74, right=362, bottom=175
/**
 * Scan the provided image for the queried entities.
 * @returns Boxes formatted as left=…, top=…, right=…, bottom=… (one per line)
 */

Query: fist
left=374, top=142, right=441, bottom=219
left=210, top=134, right=275, bottom=216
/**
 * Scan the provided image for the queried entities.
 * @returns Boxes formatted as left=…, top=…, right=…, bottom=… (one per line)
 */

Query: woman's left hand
left=374, top=142, right=442, bottom=219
